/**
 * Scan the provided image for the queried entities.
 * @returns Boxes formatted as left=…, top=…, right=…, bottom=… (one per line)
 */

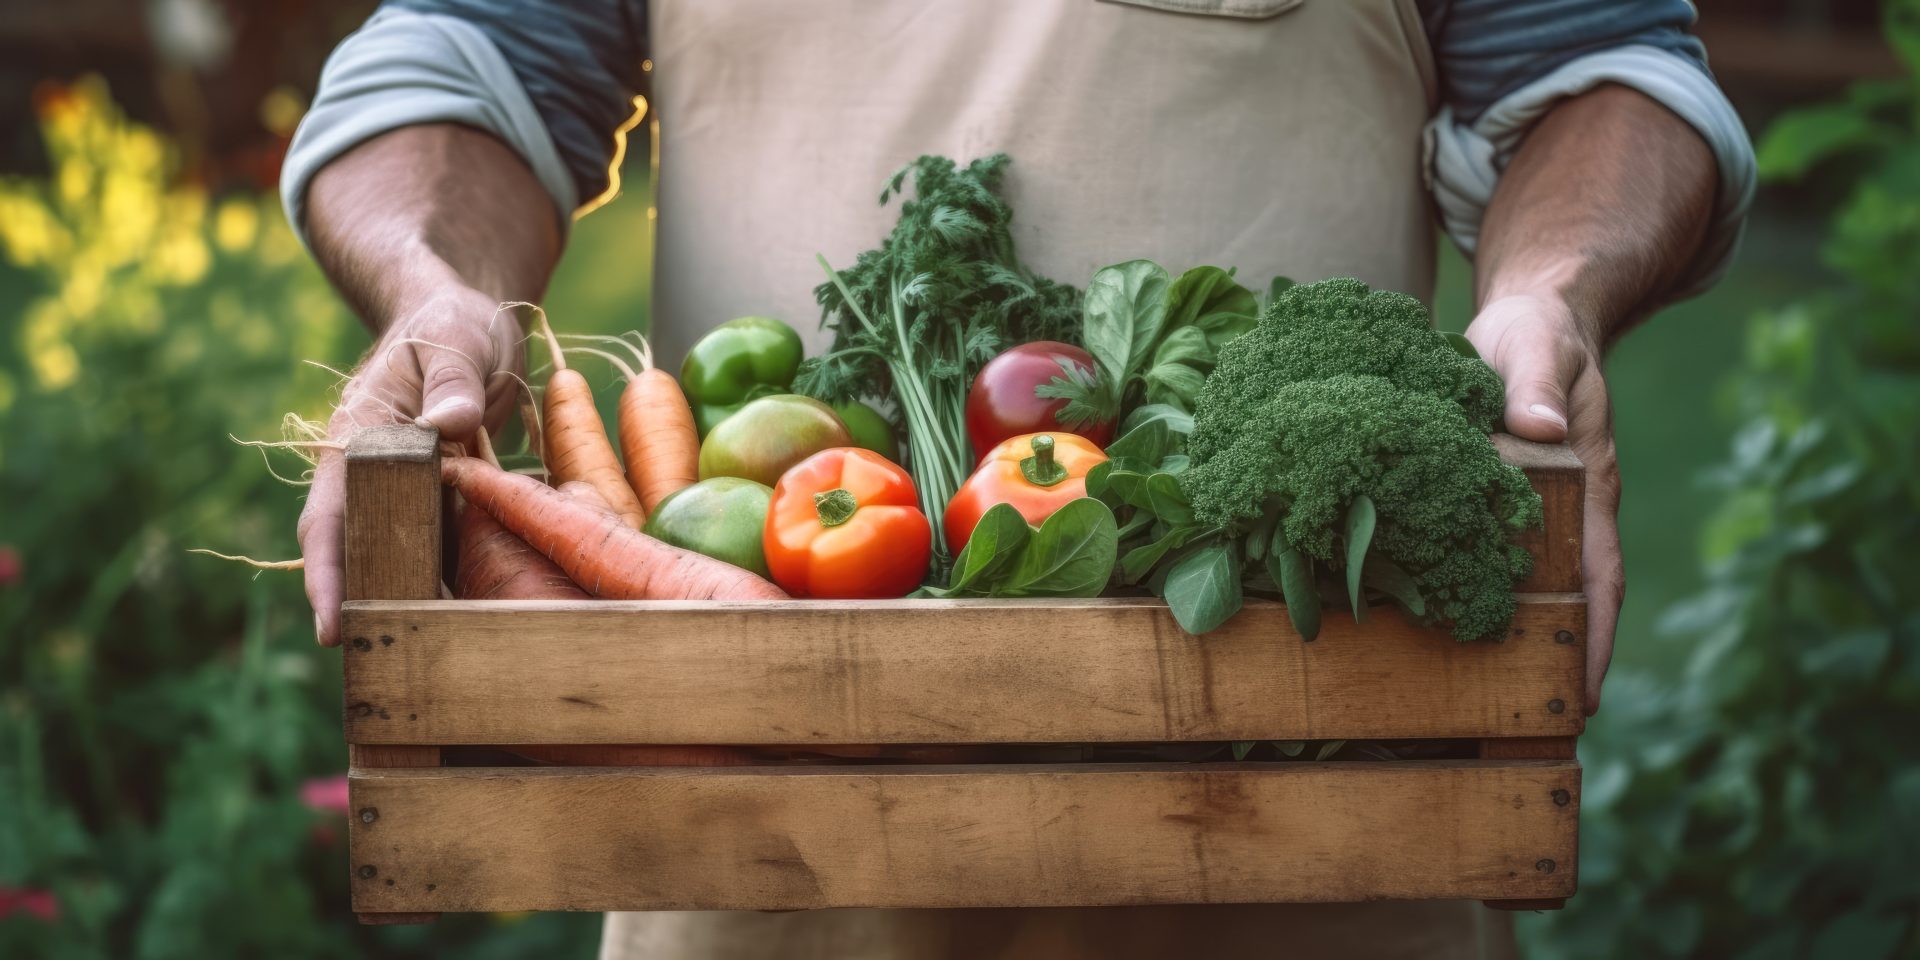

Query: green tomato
left=642, top=478, right=774, bottom=577
left=680, top=316, right=805, bottom=437
left=698, top=394, right=852, bottom=488
left=833, top=401, right=900, bottom=463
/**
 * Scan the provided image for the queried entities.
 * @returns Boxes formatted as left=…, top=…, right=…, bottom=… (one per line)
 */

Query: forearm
left=1474, top=83, right=1717, bottom=346
left=306, top=123, right=562, bottom=331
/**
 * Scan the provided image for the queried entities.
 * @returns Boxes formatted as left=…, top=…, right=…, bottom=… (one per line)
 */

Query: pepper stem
left=813, top=488, right=859, bottom=526
left=1020, top=435, right=1070, bottom=487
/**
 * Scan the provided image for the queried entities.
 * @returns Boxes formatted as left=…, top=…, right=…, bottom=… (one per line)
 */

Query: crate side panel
left=342, top=596, right=1585, bottom=745
left=347, top=760, right=1578, bottom=913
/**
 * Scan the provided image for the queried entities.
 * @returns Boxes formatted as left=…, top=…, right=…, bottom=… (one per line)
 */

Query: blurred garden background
left=1, top=1, right=1915, bottom=957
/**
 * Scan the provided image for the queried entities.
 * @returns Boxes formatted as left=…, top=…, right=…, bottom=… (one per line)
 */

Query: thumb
left=1497, top=343, right=1576, bottom=444
left=415, top=341, right=489, bottom=440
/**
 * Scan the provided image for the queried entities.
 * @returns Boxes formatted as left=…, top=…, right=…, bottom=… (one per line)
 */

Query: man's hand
left=1469, top=84, right=1718, bottom=713
left=300, top=287, right=527, bottom=646
left=295, top=124, right=561, bottom=645
left=1467, top=295, right=1621, bottom=715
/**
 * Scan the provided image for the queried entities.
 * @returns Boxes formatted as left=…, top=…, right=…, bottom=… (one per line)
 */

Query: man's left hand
left=1467, top=293, right=1622, bottom=716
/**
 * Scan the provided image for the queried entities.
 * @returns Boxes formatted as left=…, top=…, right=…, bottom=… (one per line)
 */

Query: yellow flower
left=214, top=198, right=259, bottom=253
left=259, top=85, right=305, bottom=138
left=23, top=300, right=80, bottom=390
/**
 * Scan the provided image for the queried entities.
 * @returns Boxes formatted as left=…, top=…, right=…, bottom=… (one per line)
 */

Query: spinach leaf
left=1362, top=555, right=1427, bottom=617
left=1166, top=266, right=1259, bottom=348
left=1105, top=416, right=1174, bottom=465
left=1442, top=331, right=1480, bottom=359
left=1151, top=324, right=1212, bottom=370
left=1039, top=260, right=1169, bottom=426
left=928, top=503, right=1031, bottom=597
left=1264, top=275, right=1295, bottom=309
left=1121, top=522, right=1204, bottom=582
left=1120, top=403, right=1194, bottom=438
left=1146, top=473, right=1194, bottom=525
left=1162, top=541, right=1243, bottom=634
left=1342, top=494, right=1377, bottom=621
left=1002, top=498, right=1119, bottom=597
left=1104, top=468, right=1154, bottom=509
left=1270, top=541, right=1321, bottom=642
left=1144, top=361, right=1208, bottom=409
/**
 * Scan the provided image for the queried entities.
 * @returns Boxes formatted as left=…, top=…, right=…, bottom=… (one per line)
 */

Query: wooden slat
left=341, top=595, right=1584, bottom=745
left=1497, top=436, right=1584, bottom=594
left=343, top=424, right=444, bottom=603
left=1480, top=735, right=1580, bottom=911
left=347, top=760, right=1579, bottom=913
left=343, top=424, right=444, bottom=924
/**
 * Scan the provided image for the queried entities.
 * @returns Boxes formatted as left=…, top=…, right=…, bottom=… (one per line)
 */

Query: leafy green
left=1161, top=542, right=1243, bottom=635
left=1270, top=545, right=1321, bottom=641
left=1038, top=261, right=1259, bottom=428
left=796, top=155, right=1081, bottom=559
left=925, top=499, right=1118, bottom=598
left=1342, top=495, right=1376, bottom=621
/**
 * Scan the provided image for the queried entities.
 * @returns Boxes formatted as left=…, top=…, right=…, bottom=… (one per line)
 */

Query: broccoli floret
left=1181, top=278, right=1542, bottom=641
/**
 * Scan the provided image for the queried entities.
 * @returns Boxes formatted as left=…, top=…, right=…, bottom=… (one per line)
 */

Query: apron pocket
left=1098, top=0, right=1303, bottom=19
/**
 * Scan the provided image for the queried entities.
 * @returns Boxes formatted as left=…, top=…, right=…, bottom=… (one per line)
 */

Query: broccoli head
left=1181, top=278, right=1542, bottom=641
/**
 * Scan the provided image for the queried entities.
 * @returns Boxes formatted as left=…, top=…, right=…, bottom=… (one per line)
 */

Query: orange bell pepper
left=943, top=433, right=1109, bottom=552
left=764, top=447, right=932, bottom=598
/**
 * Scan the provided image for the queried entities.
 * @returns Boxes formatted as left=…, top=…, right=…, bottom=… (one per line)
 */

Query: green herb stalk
left=796, top=155, right=1080, bottom=560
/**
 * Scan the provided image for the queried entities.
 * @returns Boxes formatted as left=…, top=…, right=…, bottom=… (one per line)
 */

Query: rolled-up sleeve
left=280, top=1, right=645, bottom=245
left=1423, top=0, right=1756, bottom=301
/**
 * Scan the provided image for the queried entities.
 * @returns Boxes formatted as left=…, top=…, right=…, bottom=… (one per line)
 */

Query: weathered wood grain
left=1497, top=436, right=1584, bottom=594
left=347, top=760, right=1579, bottom=913
left=343, top=424, right=444, bottom=924
left=341, top=595, right=1585, bottom=745
left=1480, top=735, right=1581, bottom=911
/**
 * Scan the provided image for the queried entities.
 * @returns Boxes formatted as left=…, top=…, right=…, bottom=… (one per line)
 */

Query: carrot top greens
left=795, top=154, right=1081, bottom=560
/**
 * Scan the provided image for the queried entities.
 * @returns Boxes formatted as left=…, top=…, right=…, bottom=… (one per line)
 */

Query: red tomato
left=965, top=341, right=1113, bottom=461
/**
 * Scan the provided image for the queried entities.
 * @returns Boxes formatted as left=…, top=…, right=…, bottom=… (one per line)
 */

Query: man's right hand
left=299, top=286, right=527, bottom=646
left=293, top=123, right=561, bottom=646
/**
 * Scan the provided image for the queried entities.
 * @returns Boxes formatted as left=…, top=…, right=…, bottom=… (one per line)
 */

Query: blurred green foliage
left=1523, top=4, right=1920, bottom=956
left=0, top=78, right=600, bottom=958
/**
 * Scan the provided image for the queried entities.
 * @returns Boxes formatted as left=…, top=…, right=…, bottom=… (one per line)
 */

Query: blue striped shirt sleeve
left=1419, top=0, right=1712, bottom=125
left=384, top=0, right=648, bottom=209
left=1418, top=0, right=1756, bottom=301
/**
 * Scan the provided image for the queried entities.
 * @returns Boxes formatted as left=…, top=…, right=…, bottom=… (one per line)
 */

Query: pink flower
left=299, top=774, right=351, bottom=816
left=0, top=886, right=59, bottom=922
left=0, top=545, right=20, bottom=587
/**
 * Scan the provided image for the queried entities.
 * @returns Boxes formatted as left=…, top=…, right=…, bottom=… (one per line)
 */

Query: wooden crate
left=339, top=426, right=1585, bottom=923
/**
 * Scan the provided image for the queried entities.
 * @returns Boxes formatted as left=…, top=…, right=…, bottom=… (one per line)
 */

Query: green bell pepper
left=680, top=316, right=805, bottom=437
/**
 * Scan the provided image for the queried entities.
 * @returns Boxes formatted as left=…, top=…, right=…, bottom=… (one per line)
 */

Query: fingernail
left=313, top=611, right=325, bottom=643
left=1528, top=403, right=1568, bottom=429
left=419, top=397, right=479, bottom=425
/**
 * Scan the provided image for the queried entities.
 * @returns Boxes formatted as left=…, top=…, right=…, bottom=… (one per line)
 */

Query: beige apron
left=614, top=1, right=1508, bottom=956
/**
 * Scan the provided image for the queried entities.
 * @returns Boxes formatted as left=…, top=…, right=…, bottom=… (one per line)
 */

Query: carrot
left=534, top=312, right=647, bottom=529
left=450, top=428, right=589, bottom=599
left=560, top=333, right=698, bottom=512
left=443, top=456, right=789, bottom=600
left=454, top=498, right=590, bottom=599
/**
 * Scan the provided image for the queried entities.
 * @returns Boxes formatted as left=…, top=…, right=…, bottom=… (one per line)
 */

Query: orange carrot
left=454, top=497, right=591, bottom=599
left=443, top=456, right=789, bottom=600
left=535, top=313, right=647, bottom=529
left=559, top=333, right=698, bottom=512
left=452, top=429, right=588, bottom=599
left=621, top=367, right=699, bottom=512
